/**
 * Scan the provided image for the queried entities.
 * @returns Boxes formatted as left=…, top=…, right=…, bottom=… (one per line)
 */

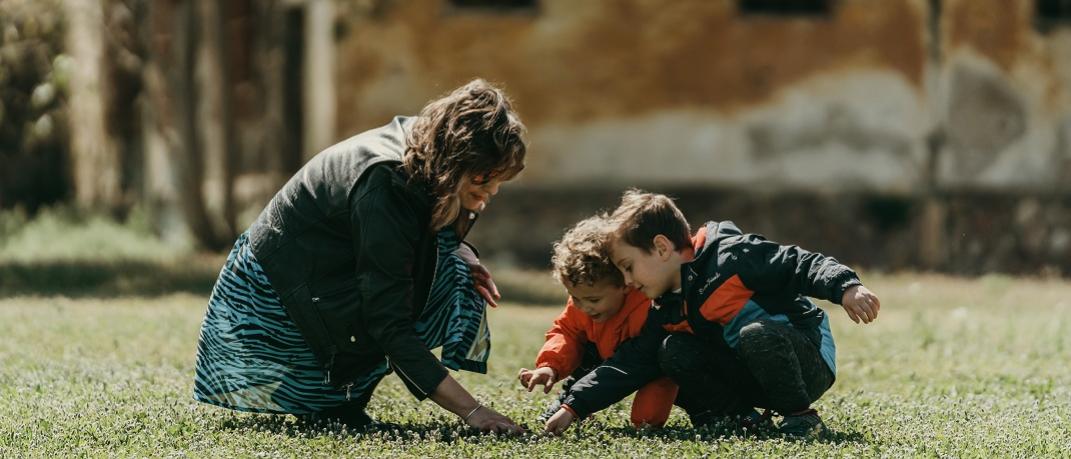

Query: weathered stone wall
left=333, top=0, right=931, bottom=191
left=937, top=0, right=1071, bottom=190
left=323, top=0, right=1071, bottom=273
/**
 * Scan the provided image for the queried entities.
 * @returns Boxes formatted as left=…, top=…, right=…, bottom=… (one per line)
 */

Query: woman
left=193, top=79, right=526, bottom=434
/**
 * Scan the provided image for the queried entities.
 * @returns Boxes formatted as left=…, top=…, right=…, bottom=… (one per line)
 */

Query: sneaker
left=738, top=409, right=774, bottom=431
left=777, top=408, right=826, bottom=438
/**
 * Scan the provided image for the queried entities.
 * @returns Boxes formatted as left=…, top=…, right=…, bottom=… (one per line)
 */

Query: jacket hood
left=693, top=220, right=743, bottom=261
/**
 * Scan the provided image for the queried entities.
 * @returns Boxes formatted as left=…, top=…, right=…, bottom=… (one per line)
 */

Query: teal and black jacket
left=561, top=221, right=862, bottom=419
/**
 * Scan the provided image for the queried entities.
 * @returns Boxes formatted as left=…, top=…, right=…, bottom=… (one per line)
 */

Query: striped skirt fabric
left=193, top=229, right=490, bottom=415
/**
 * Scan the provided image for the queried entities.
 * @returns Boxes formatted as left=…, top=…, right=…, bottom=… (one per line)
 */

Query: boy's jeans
left=660, top=319, right=834, bottom=421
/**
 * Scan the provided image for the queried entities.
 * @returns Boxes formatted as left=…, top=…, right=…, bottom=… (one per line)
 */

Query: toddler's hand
left=840, top=285, right=880, bottom=324
left=517, top=367, right=558, bottom=393
left=543, top=407, right=575, bottom=436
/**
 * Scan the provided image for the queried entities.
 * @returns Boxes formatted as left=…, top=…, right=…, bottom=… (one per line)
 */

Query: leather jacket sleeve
left=352, top=177, right=447, bottom=400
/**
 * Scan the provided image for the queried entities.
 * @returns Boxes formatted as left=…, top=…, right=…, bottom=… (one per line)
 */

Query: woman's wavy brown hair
left=403, top=79, right=528, bottom=231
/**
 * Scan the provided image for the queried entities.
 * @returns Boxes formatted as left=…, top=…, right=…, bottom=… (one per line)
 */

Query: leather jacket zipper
left=424, top=239, right=440, bottom=308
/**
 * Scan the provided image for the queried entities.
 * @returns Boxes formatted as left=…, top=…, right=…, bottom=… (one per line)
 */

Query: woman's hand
left=464, top=405, right=526, bottom=435
left=840, top=285, right=880, bottom=324
left=518, top=367, right=558, bottom=394
left=431, top=376, right=524, bottom=435
left=456, top=243, right=501, bottom=308
left=543, top=407, right=575, bottom=436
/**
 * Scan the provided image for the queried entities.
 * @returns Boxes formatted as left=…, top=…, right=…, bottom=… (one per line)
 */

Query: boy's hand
left=517, top=367, right=558, bottom=393
left=840, top=285, right=880, bottom=324
left=544, top=407, right=575, bottom=436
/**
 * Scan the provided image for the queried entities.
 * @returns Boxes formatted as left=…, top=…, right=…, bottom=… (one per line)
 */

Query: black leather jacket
left=247, top=116, right=451, bottom=399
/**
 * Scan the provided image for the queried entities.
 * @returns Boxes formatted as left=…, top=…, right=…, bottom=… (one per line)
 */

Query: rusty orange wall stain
left=334, top=0, right=927, bottom=133
left=944, top=0, right=1031, bottom=72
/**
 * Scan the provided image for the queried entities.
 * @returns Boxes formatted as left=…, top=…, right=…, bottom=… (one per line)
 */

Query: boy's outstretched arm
left=544, top=319, right=666, bottom=435
left=520, top=301, right=586, bottom=393
left=734, top=235, right=880, bottom=323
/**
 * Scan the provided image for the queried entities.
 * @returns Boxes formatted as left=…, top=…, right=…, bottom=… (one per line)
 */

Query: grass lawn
left=2, top=270, right=1071, bottom=457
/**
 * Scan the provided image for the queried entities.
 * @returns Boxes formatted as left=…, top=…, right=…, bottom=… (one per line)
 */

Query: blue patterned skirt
left=193, top=229, right=490, bottom=414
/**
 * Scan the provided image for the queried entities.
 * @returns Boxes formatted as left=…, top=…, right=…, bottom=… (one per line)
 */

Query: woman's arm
left=430, top=375, right=525, bottom=434
left=352, top=181, right=449, bottom=399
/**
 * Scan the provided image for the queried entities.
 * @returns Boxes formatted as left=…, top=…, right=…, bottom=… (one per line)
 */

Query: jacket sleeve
left=534, top=300, right=587, bottom=379
left=352, top=181, right=447, bottom=400
left=560, top=313, right=666, bottom=419
left=732, top=235, right=863, bottom=304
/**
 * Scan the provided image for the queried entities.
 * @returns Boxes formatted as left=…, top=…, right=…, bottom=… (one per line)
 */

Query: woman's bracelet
left=462, top=404, right=483, bottom=423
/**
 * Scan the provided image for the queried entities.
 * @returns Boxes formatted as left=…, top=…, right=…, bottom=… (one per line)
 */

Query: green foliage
left=0, top=0, right=70, bottom=210
left=1, top=274, right=1070, bottom=456
left=0, top=205, right=186, bottom=263
left=0, top=206, right=217, bottom=297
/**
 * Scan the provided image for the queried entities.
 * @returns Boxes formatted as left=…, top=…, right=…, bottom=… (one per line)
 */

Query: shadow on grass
left=217, top=412, right=868, bottom=446
left=217, top=413, right=527, bottom=442
left=598, top=423, right=869, bottom=445
left=0, top=255, right=223, bottom=299
left=0, top=258, right=561, bottom=303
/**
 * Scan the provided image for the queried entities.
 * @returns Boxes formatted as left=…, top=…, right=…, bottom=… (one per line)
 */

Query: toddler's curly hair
left=551, top=214, right=624, bottom=287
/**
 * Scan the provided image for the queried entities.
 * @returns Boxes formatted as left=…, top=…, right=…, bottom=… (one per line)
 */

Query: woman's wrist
left=462, top=403, right=483, bottom=423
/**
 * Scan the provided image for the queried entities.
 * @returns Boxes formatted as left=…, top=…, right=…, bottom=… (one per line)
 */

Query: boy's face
left=563, top=279, right=628, bottom=323
left=610, top=236, right=680, bottom=300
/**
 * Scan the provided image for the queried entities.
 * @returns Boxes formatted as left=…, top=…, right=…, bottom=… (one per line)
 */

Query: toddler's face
left=610, top=237, right=677, bottom=300
left=563, top=279, right=628, bottom=323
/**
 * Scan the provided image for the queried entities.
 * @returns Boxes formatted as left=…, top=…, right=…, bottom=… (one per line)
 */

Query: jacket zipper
left=312, top=295, right=336, bottom=386
left=391, top=361, right=430, bottom=397
left=424, top=237, right=440, bottom=308
left=315, top=282, right=361, bottom=299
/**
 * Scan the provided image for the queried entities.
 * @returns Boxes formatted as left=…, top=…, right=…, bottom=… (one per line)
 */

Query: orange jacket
left=535, top=289, right=678, bottom=427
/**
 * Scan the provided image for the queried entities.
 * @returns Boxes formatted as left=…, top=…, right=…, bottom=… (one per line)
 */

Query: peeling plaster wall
left=936, top=0, right=1071, bottom=190
left=330, top=0, right=1071, bottom=193
left=333, top=0, right=931, bottom=192
left=322, top=0, right=1071, bottom=272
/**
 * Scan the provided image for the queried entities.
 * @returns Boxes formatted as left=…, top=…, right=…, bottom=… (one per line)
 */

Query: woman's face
left=458, top=173, right=507, bottom=212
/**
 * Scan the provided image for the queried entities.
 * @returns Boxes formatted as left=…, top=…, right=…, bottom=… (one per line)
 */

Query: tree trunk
left=65, top=0, right=122, bottom=212
left=196, top=0, right=238, bottom=241
left=303, top=0, right=336, bottom=160
left=141, top=0, right=225, bottom=250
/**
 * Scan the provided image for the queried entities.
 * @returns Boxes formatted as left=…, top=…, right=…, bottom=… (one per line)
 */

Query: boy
left=544, top=190, right=880, bottom=437
left=518, top=215, right=679, bottom=428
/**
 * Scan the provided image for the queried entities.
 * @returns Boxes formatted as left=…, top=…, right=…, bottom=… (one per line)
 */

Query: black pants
left=660, top=320, right=834, bottom=419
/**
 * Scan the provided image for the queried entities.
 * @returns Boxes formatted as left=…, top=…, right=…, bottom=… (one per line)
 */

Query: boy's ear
left=652, top=235, right=674, bottom=260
